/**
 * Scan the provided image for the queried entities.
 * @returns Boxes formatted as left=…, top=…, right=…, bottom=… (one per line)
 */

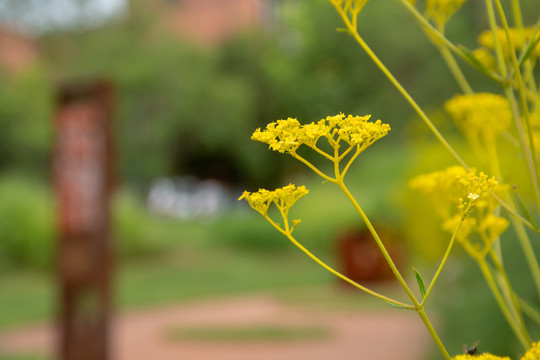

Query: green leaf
left=384, top=301, right=410, bottom=309
left=412, top=267, right=426, bottom=299
left=513, top=187, right=540, bottom=232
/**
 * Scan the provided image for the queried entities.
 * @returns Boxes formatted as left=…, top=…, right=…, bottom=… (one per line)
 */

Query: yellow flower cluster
left=444, top=93, right=511, bottom=139
left=477, top=26, right=540, bottom=61
left=410, top=166, right=507, bottom=258
left=452, top=353, right=510, bottom=360
left=522, top=341, right=540, bottom=360
left=450, top=341, right=540, bottom=360
left=251, top=114, right=390, bottom=155
left=409, top=166, right=498, bottom=216
left=425, top=0, right=467, bottom=27
left=456, top=171, right=499, bottom=215
left=409, top=165, right=470, bottom=219
left=239, top=184, right=309, bottom=218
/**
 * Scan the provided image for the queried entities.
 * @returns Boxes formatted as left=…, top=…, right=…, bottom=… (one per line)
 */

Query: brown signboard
left=53, top=80, right=114, bottom=360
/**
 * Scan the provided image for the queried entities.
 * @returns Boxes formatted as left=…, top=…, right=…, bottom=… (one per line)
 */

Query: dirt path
left=1, top=293, right=432, bottom=360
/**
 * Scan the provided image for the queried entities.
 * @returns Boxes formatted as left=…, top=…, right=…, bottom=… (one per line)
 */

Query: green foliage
left=0, top=174, right=55, bottom=269
left=0, top=174, right=186, bottom=269
left=213, top=213, right=293, bottom=253
left=112, top=189, right=169, bottom=258
left=0, top=355, right=44, bottom=360
left=0, top=66, right=54, bottom=177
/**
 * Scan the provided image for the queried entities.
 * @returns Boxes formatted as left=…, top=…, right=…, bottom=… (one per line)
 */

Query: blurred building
left=158, top=0, right=267, bottom=44
left=147, top=0, right=282, bottom=44
left=0, top=25, right=39, bottom=74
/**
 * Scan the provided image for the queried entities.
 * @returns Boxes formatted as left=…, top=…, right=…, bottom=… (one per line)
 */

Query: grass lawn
left=167, top=324, right=331, bottom=342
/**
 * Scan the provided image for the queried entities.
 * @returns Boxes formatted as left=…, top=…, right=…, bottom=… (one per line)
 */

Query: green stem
left=332, top=4, right=469, bottom=172
left=292, top=153, right=335, bottom=183
left=283, top=230, right=414, bottom=309
left=417, top=308, right=452, bottom=360
left=488, top=248, right=528, bottom=338
left=264, top=208, right=413, bottom=308
left=330, top=1, right=540, bottom=234
left=335, top=171, right=451, bottom=360
left=518, top=295, right=540, bottom=326
left=336, top=179, right=419, bottom=305
left=309, top=142, right=336, bottom=162
left=490, top=191, right=538, bottom=233
left=508, top=198, right=540, bottom=299
left=511, top=0, right=540, bottom=113
left=398, top=0, right=503, bottom=82
left=477, top=258, right=531, bottom=349
left=436, top=40, right=474, bottom=95
left=422, top=218, right=462, bottom=306
left=492, top=0, right=540, bottom=211
left=340, top=146, right=362, bottom=179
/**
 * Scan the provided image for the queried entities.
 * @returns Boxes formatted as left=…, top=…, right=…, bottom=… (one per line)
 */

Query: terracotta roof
left=0, top=25, right=39, bottom=74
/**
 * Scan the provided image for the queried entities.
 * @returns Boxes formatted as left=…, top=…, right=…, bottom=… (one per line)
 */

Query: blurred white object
left=147, top=176, right=233, bottom=219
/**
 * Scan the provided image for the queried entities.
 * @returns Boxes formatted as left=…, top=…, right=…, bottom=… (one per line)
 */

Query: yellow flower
left=481, top=214, right=510, bottom=243
left=444, top=93, right=511, bottom=138
left=478, top=26, right=540, bottom=60
left=457, top=171, right=498, bottom=215
left=251, top=113, right=390, bottom=156
left=472, top=47, right=497, bottom=72
left=252, top=118, right=303, bottom=154
left=522, top=341, right=540, bottom=360
left=409, top=165, right=469, bottom=219
left=442, top=213, right=475, bottom=242
left=452, top=353, right=511, bottom=360
left=411, top=166, right=506, bottom=258
left=239, top=184, right=308, bottom=218
left=425, top=0, right=467, bottom=27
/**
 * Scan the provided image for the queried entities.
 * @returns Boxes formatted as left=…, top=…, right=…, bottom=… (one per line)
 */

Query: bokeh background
left=0, top=0, right=539, bottom=359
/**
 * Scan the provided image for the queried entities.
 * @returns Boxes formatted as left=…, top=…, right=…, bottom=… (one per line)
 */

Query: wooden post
left=53, top=80, right=114, bottom=360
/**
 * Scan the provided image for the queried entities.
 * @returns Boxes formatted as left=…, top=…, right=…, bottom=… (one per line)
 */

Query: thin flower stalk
left=398, top=0, right=504, bottom=83
left=493, top=0, right=540, bottom=186
left=485, top=0, right=540, bottom=211
left=331, top=0, right=537, bottom=232
left=239, top=185, right=413, bottom=309
left=329, top=1, right=469, bottom=173
left=283, top=231, right=414, bottom=309
left=245, top=112, right=452, bottom=359
left=478, top=258, right=532, bottom=349
left=421, top=217, right=463, bottom=306
left=510, top=211, right=540, bottom=300
left=488, top=248, right=528, bottom=336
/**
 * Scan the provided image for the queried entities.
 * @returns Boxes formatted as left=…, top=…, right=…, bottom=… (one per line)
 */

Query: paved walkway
left=1, top=294, right=431, bottom=360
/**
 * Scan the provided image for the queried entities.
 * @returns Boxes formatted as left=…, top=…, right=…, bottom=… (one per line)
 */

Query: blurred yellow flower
left=472, top=47, right=498, bottom=71
left=409, top=165, right=469, bottom=219
left=425, top=0, right=467, bottom=27
left=445, top=93, right=511, bottom=138
left=478, top=26, right=540, bottom=61
left=522, top=341, right=540, bottom=360
left=410, top=166, right=506, bottom=258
